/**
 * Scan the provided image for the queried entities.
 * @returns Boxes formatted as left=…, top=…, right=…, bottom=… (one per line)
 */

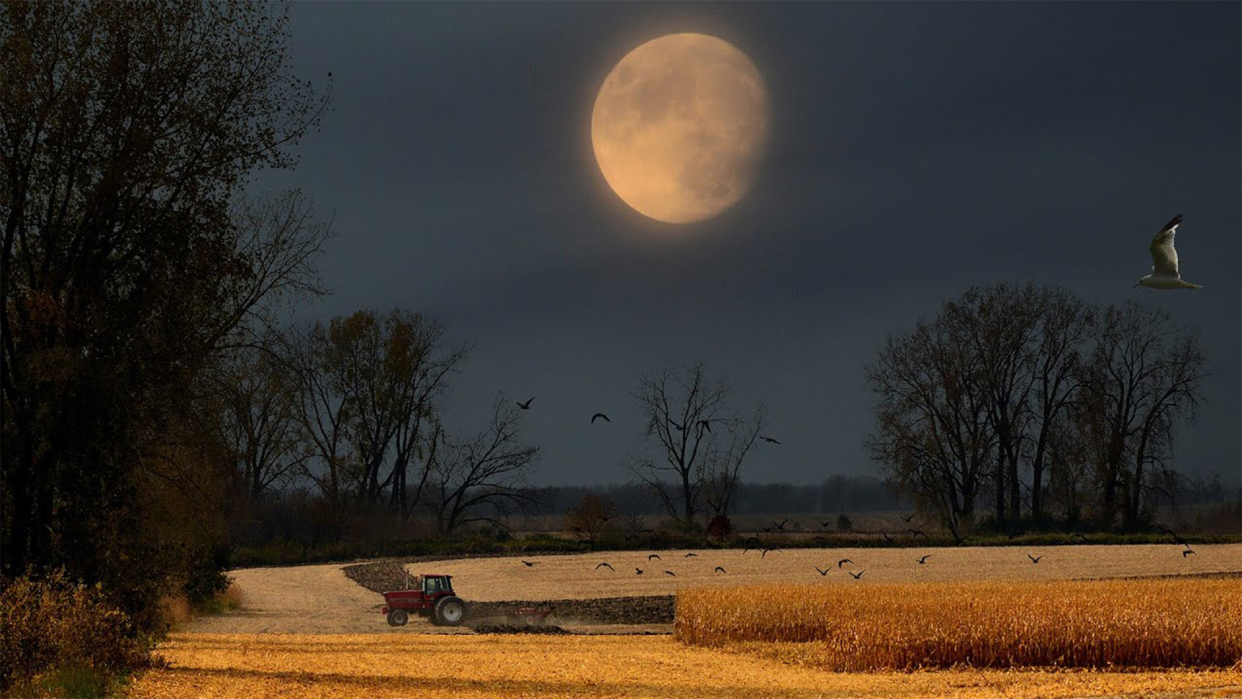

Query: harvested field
left=408, top=543, right=1242, bottom=601
left=676, top=577, right=1242, bottom=670
left=132, top=633, right=1242, bottom=699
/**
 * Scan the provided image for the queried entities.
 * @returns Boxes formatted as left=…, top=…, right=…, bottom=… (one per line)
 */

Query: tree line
left=865, top=283, right=1208, bottom=537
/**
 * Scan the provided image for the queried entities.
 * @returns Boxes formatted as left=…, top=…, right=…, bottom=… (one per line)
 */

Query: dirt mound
left=470, top=624, right=570, bottom=635
left=343, top=559, right=411, bottom=595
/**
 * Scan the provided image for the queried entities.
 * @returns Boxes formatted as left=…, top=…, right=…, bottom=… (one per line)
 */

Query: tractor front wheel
left=434, top=596, right=466, bottom=627
left=387, top=609, right=408, bottom=627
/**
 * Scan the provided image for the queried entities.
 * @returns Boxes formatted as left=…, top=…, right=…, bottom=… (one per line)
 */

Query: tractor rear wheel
left=387, top=609, right=408, bottom=627
left=434, top=596, right=466, bottom=627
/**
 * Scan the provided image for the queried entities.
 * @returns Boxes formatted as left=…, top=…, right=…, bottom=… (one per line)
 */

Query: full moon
left=591, top=33, right=769, bottom=225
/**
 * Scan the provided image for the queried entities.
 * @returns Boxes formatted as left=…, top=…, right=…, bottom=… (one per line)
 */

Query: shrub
left=835, top=513, right=853, bottom=532
left=706, top=514, right=733, bottom=540
left=182, top=543, right=232, bottom=608
left=0, top=572, right=148, bottom=694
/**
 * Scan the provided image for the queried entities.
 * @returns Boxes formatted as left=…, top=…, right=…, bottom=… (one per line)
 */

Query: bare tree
left=949, top=283, right=1040, bottom=528
left=702, top=406, right=766, bottom=517
left=217, top=337, right=308, bottom=500
left=431, top=396, right=540, bottom=533
left=289, top=321, right=354, bottom=512
left=1025, top=288, right=1093, bottom=520
left=866, top=318, right=993, bottom=540
left=1071, top=301, right=1205, bottom=529
left=630, top=362, right=732, bottom=526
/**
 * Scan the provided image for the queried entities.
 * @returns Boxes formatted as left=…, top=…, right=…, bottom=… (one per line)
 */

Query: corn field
left=674, top=577, right=1242, bottom=670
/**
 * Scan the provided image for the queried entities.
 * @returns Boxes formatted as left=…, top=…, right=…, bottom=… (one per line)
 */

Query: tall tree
left=1, top=1, right=327, bottom=597
left=1078, top=302, right=1206, bottom=529
left=630, top=361, right=732, bottom=526
left=1025, top=288, right=1092, bottom=520
left=866, top=317, right=993, bottom=540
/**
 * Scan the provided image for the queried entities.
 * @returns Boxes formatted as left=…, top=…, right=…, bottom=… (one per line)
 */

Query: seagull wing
left=1150, top=214, right=1183, bottom=277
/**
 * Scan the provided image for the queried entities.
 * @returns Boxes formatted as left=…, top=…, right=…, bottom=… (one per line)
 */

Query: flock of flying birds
left=511, top=214, right=1205, bottom=582
left=516, top=518, right=1202, bottom=581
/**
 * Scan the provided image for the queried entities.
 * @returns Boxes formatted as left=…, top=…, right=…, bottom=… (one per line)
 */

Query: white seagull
left=1134, top=214, right=1202, bottom=290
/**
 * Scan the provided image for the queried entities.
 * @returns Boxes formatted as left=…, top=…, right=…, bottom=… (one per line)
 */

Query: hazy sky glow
left=257, top=2, right=1241, bottom=487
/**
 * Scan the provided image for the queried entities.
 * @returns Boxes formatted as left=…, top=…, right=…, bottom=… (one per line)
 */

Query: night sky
left=255, top=2, right=1241, bottom=487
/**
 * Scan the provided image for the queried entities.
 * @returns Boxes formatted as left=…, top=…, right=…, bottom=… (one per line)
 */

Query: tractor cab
left=421, top=574, right=453, bottom=596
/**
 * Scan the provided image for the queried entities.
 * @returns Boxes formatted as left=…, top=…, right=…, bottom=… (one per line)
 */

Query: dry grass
left=215, top=583, right=245, bottom=612
left=130, top=632, right=1242, bottom=699
left=411, top=543, right=1242, bottom=601
left=676, top=577, right=1242, bottom=670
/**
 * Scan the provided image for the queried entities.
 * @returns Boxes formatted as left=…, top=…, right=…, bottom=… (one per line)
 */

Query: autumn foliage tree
left=1, top=1, right=328, bottom=622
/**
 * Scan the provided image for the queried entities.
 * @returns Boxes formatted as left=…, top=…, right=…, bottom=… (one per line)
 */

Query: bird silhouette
left=882, top=533, right=896, bottom=542
left=517, top=397, right=535, bottom=410
left=1182, top=546, right=1196, bottom=558
left=760, top=547, right=780, bottom=558
left=1027, top=554, right=1042, bottom=564
left=669, top=420, right=685, bottom=432
left=917, top=555, right=932, bottom=565
left=900, top=513, right=916, bottom=523
left=591, top=413, right=610, bottom=424
left=684, top=552, right=698, bottom=558
left=760, top=436, right=781, bottom=444
left=714, top=566, right=727, bottom=574
left=648, top=554, right=661, bottom=561
left=635, top=568, right=644, bottom=575
left=595, top=562, right=614, bottom=571
left=820, top=521, right=832, bottom=528
left=908, top=528, right=926, bottom=538
left=849, top=570, right=865, bottom=579
left=522, top=560, right=537, bottom=567
left=814, top=566, right=830, bottom=576
left=837, top=559, right=853, bottom=568
left=664, top=570, right=676, bottom=577
left=773, top=519, right=788, bottom=530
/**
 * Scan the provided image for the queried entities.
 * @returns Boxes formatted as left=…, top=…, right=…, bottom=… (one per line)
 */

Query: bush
left=0, top=572, right=148, bottom=695
left=182, top=542, right=233, bottom=608
left=706, top=514, right=734, bottom=540
left=836, top=514, right=853, bottom=532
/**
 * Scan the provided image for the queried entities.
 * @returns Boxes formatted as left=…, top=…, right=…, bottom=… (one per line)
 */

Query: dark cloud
left=258, top=2, right=1240, bottom=486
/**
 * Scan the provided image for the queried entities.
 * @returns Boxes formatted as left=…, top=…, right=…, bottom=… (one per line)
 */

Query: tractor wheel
left=434, top=596, right=466, bottom=627
left=387, top=609, right=409, bottom=627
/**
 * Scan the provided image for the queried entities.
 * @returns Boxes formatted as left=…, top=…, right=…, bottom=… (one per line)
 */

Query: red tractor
left=381, top=574, right=467, bottom=627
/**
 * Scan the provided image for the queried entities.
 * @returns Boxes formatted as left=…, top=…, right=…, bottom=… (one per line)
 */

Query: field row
left=132, top=633, right=1242, bottom=699
left=675, top=577, right=1242, bottom=670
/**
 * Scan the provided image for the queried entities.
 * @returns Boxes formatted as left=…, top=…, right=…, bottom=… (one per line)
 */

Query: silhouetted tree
left=0, top=0, right=328, bottom=620
left=866, top=316, right=992, bottom=539
left=431, top=396, right=540, bottom=533
left=1077, top=302, right=1206, bottom=529
left=631, top=361, right=755, bottom=526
